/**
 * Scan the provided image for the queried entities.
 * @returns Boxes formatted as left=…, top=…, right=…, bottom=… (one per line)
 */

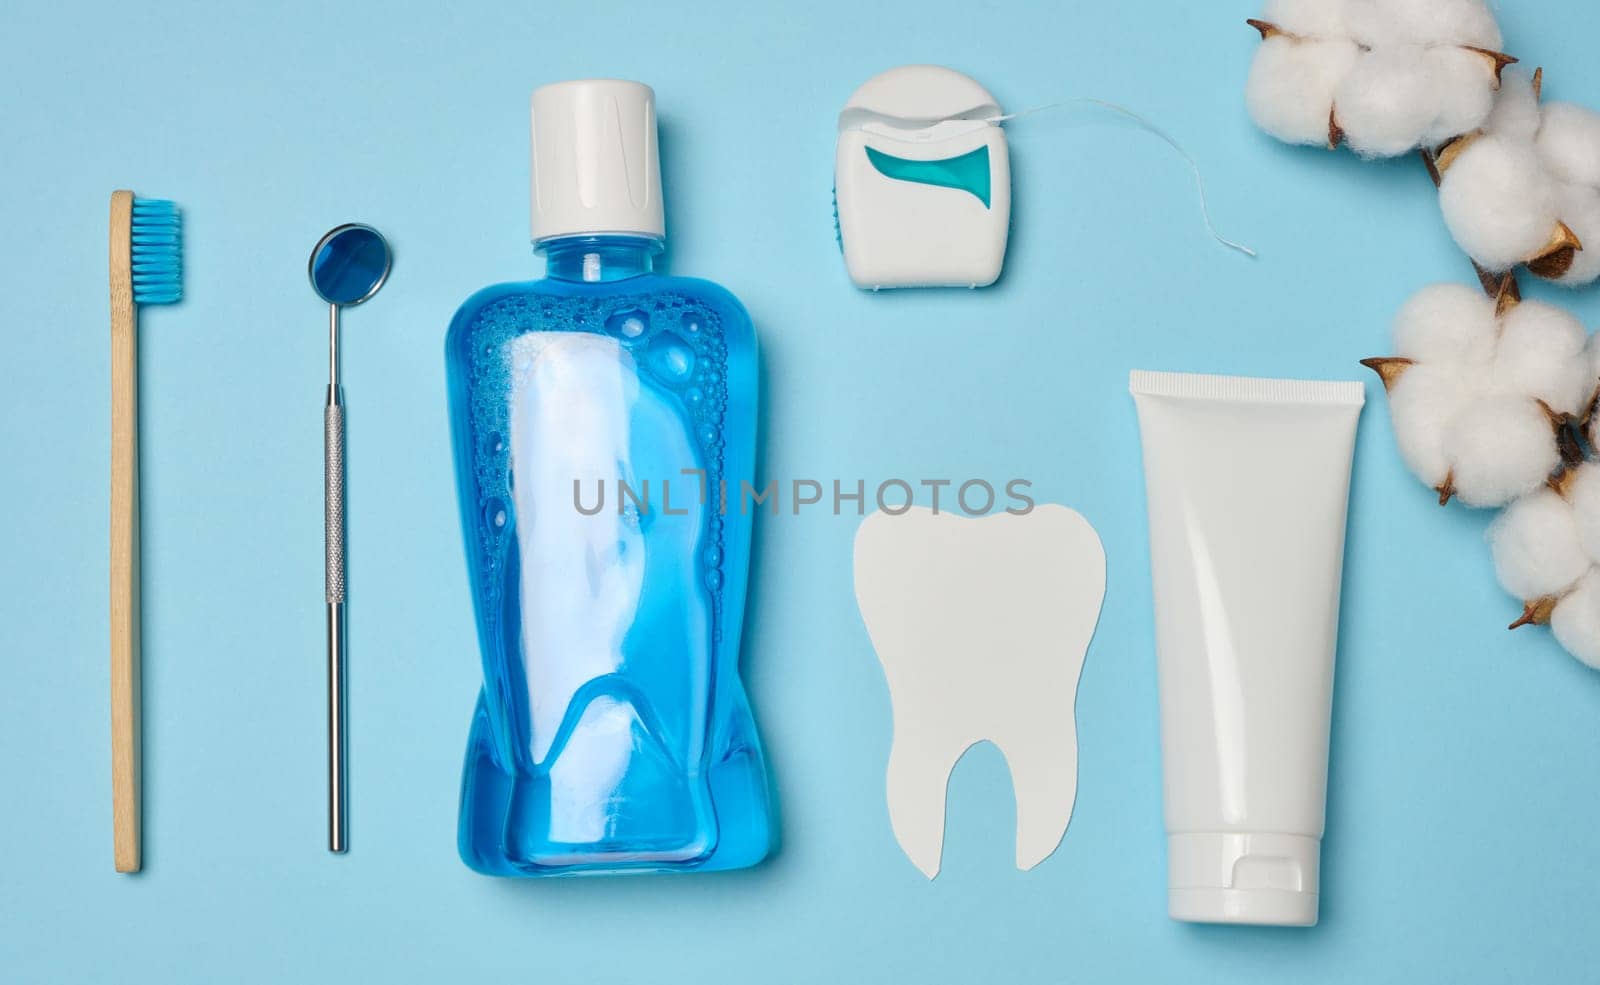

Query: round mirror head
left=309, top=224, right=392, bottom=306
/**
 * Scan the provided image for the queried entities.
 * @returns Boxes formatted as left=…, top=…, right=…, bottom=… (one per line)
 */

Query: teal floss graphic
left=865, top=145, right=992, bottom=207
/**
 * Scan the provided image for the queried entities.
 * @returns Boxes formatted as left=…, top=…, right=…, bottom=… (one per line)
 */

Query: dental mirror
left=308, top=223, right=391, bottom=856
left=310, top=224, right=391, bottom=306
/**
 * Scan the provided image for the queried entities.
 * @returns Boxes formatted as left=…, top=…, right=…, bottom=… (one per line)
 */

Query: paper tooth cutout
left=853, top=505, right=1106, bottom=878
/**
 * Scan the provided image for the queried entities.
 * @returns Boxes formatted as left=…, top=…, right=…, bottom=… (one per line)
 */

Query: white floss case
left=834, top=65, right=1011, bottom=290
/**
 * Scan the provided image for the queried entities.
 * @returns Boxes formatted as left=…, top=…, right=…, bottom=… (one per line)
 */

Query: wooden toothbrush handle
left=109, top=189, right=141, bottom=874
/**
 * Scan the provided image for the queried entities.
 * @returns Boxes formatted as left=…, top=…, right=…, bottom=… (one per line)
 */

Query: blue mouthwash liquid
left=445, top=80, right=771, bottom=876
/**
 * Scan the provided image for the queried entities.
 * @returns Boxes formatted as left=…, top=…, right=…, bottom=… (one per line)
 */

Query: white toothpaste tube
left=1129, top=370, right=1364, bottom=927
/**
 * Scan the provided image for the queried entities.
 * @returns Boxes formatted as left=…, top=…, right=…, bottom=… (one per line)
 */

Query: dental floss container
left=834, top=65, right=1011, bottom=289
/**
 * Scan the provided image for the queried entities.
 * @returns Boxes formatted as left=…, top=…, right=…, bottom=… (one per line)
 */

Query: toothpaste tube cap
left=530, top=79, right=665, bottom=245
left=1166, top=832, right=1321, bottom=927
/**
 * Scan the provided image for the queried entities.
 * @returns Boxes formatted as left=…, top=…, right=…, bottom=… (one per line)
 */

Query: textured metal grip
left=325, top=400, right=345, bottom=604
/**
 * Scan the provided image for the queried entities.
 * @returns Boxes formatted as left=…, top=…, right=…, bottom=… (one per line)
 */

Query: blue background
left=3, top=0, right=1598, bottom=981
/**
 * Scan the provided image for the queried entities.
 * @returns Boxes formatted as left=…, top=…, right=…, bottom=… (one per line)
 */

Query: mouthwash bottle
left=445, top=80, right=773, bottom=875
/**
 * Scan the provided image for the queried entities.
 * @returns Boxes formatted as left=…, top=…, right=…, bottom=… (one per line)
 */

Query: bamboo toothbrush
left=109, top=191, right=182, bottom=873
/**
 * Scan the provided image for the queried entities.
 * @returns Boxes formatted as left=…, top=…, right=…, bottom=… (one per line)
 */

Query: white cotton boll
left=1443, top=395, right=1560, bottom=506
left=1439, top=135, right=1561, bottom=271
left=1534, top=103, right=1600, bottom=188
left=1549, top=571, right=1600, bottom=670
left=1491, top=301, right=1592, bottom=415
left=1335, top=47, right=1441, bottom=157
left=1248, top=0, right=1501, bottom=155
left=1343, top=0, right=1501, bottom=49
left=1437, top=0, right=1503, bottom=49
left=1392, top=283, right=1498, bottom=366
left=1261, top=0, right=1349, bottom=37
left=1340, top=0, right=1404, bottom=45
left=1247, top=37, right=1362, bottom=147
left=1487, top=489, right=1588, bottom=600
left=1484, top=72, right=1542, bottom=143
left=1420, top=47, right=1498, bottom=146
left=1566, top=465, right=1600, bottom=563
left=1388, top=365, right=1475, bottom=489
left=1446, top=80, right=1600, bottom=285
left=1552, top=183, right=1600, bottom=286
left=1381, top=283, right=1584, bottom=507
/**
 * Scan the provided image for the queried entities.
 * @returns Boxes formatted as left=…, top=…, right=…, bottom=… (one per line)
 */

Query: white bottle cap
left=529, top=79, right=665, bottom=245
left=1167, top=832, right=1321, bottom=927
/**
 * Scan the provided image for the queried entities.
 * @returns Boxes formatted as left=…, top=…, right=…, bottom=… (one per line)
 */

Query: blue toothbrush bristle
left=131, top=198, right=182, bottom=305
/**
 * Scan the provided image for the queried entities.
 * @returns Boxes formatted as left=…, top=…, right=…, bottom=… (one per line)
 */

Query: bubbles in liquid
left=484, top=497, right=509, bottom=531
left=620, top=499, right=642, bottom=531
left=647, top=332, right=695, bottom=384
left=606, top=309, right=648, bottom=340
left=463, top=291, right=734, bottom=612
